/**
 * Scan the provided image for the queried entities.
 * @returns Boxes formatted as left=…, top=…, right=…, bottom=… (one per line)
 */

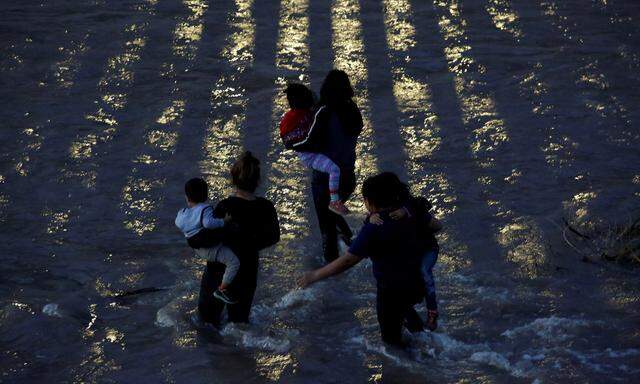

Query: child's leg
left=298, top=152, right=340, bottom=201
left=307, top=153, right=341, bottom=202
left=212, top=245, right=240, bottom=289
left=421, top=249, right=438, bottom=310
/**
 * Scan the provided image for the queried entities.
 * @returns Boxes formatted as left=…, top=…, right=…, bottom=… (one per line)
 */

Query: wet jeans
left=422, top=248, right=438, bottom=310
left=377, top=285, right=423, bottom=345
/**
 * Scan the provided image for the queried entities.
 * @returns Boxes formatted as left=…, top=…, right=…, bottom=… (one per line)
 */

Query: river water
left=1, top=0, right=639, bottom=382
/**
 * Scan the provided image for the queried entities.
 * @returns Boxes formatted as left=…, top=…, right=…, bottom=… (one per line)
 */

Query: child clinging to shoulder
left=279, top=83, right=350, bottom=216
left=369, top=178, right=443, bottom=331
left=175, top=177, right=239, bottom=304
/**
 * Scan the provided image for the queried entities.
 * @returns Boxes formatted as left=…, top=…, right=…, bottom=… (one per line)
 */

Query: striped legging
left=298, top=152, right=341, bottom=193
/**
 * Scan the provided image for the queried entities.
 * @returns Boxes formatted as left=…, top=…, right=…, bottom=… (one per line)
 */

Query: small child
left=279, top=83, right=350, bottom=216
left=369, top=178, right=442, bottom=331
left=175, top=177, right=239, bottom=305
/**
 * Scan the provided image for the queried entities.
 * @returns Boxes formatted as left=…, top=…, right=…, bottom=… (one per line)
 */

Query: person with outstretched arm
left=298, top=172, right=425, bottom=345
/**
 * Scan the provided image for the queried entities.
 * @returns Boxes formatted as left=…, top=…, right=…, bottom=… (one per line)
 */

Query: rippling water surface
left=1, top=0, right=639, bottom=382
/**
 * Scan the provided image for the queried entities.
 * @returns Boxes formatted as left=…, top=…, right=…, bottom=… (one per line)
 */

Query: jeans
left=198, top=261, right=257, bottom=326
left=376, top=285, right=423, bottom=345
left=421, top=248, right=438, bottom=310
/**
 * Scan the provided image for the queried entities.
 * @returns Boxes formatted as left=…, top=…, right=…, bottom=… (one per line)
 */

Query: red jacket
left=279, top=109, right=314, bottom=149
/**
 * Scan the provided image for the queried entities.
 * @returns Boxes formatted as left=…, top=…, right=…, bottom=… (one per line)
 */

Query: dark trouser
left=376, top=285, right=423, bottom=345
left=198, top=261, right=257, bottom=326
left=311, top=168, right=356, bottom=263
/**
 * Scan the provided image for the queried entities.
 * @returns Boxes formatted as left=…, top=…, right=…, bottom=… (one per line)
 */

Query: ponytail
left=231, top=151, right=261, bottom=193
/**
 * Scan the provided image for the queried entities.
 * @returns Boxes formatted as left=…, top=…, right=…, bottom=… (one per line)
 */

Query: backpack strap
left=292, top=105, right=324, bottom=148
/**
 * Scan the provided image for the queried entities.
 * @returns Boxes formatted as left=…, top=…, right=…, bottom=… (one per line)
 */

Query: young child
left=175, top=177, right=239, bottom=305
left=369, top=177, right=442, bottom=331
left=279, top=83, right=350, bottom=216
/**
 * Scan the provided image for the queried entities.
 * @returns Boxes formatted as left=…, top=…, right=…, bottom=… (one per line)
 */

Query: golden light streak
left=13, top=126, right=43, bottom=176
left=540, top=0, right=635, bottom=149
left=266, top=0, right=310, bottom=237
left=202, top=0, right=255, bottom=200
left=52, top=32, right=90, bottom=88
left=434, top=0, right=548, bottom=275
left=255, top=352, right=295, bottom=382
left=69, top=14, right=154, bottom=167
left=382, top=0, right=469, bottom=275
left=435, top=1, right=509, bottom=166
left=120, top=0, right=207, bottom=236
left=485, top=0, right=523, bottom=39
left=331, top=0, right=377, bottom=212
left=173, top=0, right=207, bottom=59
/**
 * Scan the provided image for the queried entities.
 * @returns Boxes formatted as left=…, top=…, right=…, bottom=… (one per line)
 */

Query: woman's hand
left=297, top=271, right=316, bottom=288
left=369, top=213, right=383, bottom=225
left=389, top=207, right=409, bottom=220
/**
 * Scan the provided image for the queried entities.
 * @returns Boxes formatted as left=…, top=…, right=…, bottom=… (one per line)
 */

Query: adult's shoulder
left=355, top=220, right=381, bottom=239
left=255, top=196, right=277, bottom=210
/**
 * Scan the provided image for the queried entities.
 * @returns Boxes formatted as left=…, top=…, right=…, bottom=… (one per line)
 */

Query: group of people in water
left=175, top=70, right=442, bottom=346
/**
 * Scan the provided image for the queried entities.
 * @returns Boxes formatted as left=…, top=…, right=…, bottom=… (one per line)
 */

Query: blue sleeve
left=202, top=206, right=225, bottom=229
left=348, top=223, right=376, bottom=259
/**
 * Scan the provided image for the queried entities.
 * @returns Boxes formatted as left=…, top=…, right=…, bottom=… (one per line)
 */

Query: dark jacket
left=294, top=100, right=363, bottom=170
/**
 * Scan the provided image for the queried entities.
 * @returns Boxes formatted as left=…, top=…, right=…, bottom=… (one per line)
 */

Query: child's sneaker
left=328, top=200, right=350, bottom=216
left=426, top=310, right=438, bottom=331
left=213, top=289, right=237, bottom=304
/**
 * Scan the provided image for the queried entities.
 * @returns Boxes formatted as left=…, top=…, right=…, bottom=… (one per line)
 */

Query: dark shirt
left=213, top=196, right=280, bottom=281
left=348, top=212, right=424, bottom=291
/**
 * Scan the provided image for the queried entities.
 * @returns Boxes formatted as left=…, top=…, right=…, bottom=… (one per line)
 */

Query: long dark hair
left=231, top=151, right=261, bottom=193
left=319, top=69, right=354, bottom=106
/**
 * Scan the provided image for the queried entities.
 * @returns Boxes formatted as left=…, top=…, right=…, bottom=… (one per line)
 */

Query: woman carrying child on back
left=279, top=83, right=349, bottom=215
left=369, top=175, right=443, bottom=330
left=280, top=70, right=363, bottom=263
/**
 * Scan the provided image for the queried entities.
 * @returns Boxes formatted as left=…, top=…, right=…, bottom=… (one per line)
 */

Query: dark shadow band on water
left=0, top=2, right=160, bottom=248
left=410, top=0, right=506, bottom=266
left=125, top=0, right=237, bottom=244
left=0, top=0, right=94, bottom=101
left=512, top=0, right=640, bottom=204
left=308, top=0, right=335, bottom=91
left=241, top=0, right=281, bottom=167
left=360, top=0, right=409, bottom=181
left=63, top=0, right=196, bottom=239
left=0, top=0, right=113, bottom=182
left=506, top=0, right=640, bottom=216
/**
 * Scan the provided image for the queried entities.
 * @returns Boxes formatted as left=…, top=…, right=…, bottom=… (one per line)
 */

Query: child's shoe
left=426, top=310, right=438, bottom=331
left=213, top=289, right=237, bottom=304
left=328, top=200, right=350, bottom=216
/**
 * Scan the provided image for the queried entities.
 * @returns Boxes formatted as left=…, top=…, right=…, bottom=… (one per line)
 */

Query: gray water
left=1, top=0, right=639, bottom=382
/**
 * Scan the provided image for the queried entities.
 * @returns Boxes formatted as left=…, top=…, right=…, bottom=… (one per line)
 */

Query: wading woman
left=304, top=70, right=363, bottom=262
left=198, top=151, right=280, bottom=325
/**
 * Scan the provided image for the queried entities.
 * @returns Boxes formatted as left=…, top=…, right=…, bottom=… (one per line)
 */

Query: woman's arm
left=340, top=101, right=363, bottom=136
left=298, top=251, right=363, bottom=287
left=429, top=216, right=443, bottom=233
left=254, top=201, right=280, bottom=250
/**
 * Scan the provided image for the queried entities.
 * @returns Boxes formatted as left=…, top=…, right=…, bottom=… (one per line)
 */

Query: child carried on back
left=175, top=177, right=238, bottom=304
left=279, top=83, right=350, bottom=216
left=369, top=176, right=443, bottom=331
